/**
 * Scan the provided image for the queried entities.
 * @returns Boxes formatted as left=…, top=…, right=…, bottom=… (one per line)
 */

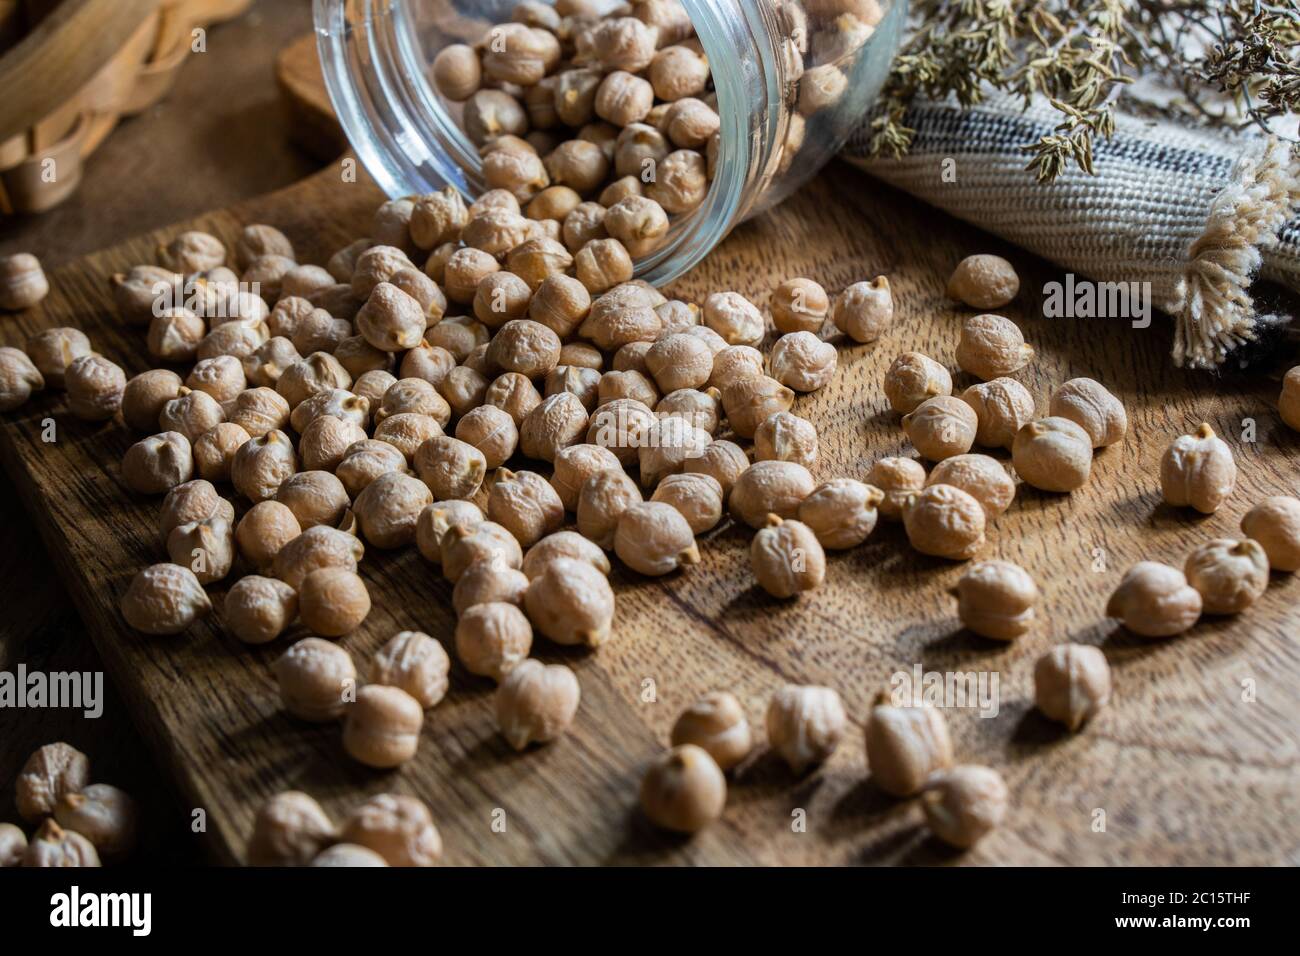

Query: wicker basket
left=0, top=0, right=254, bottom=215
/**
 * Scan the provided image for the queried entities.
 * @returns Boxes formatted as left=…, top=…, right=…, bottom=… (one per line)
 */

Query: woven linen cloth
left=841, top=91, right=1300, bottom=369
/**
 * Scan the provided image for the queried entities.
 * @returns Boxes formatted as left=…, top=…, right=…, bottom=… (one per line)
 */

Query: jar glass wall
left=314, top=0, right=906, bottom=285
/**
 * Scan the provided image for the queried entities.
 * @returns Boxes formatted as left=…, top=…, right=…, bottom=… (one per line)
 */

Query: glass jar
left=314, top=0, right=906, bottom=285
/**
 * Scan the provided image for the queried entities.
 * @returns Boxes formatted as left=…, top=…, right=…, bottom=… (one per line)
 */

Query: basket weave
left=0, top=0, right=253, bottom=215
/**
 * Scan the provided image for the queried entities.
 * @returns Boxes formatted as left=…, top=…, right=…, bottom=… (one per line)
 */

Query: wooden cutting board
left=0, top=44, right=1296, bottom=866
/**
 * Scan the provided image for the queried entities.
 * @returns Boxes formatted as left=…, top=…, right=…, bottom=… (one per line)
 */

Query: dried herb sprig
left=873, top=0, right=1300, bottom=182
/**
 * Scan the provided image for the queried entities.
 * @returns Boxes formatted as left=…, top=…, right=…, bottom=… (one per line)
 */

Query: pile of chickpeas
left=2, top=0, right=1300, bottom=864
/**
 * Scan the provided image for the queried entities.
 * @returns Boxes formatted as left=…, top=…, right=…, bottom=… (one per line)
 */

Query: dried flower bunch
left=872, top=0, right=1300, bottom=182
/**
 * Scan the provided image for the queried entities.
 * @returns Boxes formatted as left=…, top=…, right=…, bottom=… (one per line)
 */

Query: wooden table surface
left=2, top=9, right=1298, bottom=868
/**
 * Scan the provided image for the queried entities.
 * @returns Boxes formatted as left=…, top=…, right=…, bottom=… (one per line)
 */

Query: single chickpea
left=1280, top=366, right=1300, bottom=431
left=956, top=313, right=1033, bottom=380
left=298, top=567, right=370, bottom=637
left=122, top=431, right=194, bottom=495
left=528, top=275, right=591, bottom=340
left=452, top=558, right=529, bottom=615
left=640, top=334, right=711, bottom=396
left=701, top=291, right=764, bottom=347
left=832, top=277, right=892, bottom=343
left=274, top=637, right=357, bottom=722
left=768, top=278, right=827, bottom=336
left=15, top=742, right=89, bottom=822
left=527, top=185, right=582, bottom=223
left=343, top=685, right=423, bottom=768
left=0, top=824, right=26, bottom=866
left=50, top=783, right=137, bottom=860
left=651, top=472, right=724, bottom=534
left=1012, top=417, right=1092, bottom=493
left=922, top=765, right=1010, bottom=849
left=24, top=327, right=89, bottom=390
left=146, top=308, right=204, bottom=363
left=354, top=282, right=425, bottom=352
left=110, top=264, right=179, bottom=325
left=614, top=122, right=669, bottom=179
left=300, top=415, right=368, bottom=473
left=309, top=844, right=387, bottom=867
left=273, top=525, right=365, bottom=590
left=602, top=195, right=671, bottom=259
left=415, top=499, right=484, bottom=565
left=160, top=479, right=234, bottom=538
left=277, top=352, right=353, bottom=409
left=442, top=249, right=500, bottom=305
left=245, top=791, right=336, bottom=866
left=525, top=556, right=616, bottom=646
left=244, top=336, right=303, bottom=388
left=432, top=43, right=482, bottom=101
left=166, top=514, right=234, bottom=584
left=798, top=63, right=848, bottom=114
left=722, top=375, right=795, bottom=439
left=158, top=389, right=224, bottom=444
left=461, top=207, right=536, bottom=259
left=237, top=500, right=302, bottom=570
left=614, top=500, right=701, bottom=575
left=289, top=387, right=368, bottom=435
left=669, top=692, right=751, bottom=772
left=230, top=429, right=297, bottom=503
left=441, top=519, right=523, bottom=582
left=120, top=563, right=212, bottom=635
left=729, top=459, right=815, bottom=528
left=753, top=411, right=819, bottom=470
left=520, top=390, right=589, bottom=461
left=23, top=820, right=100, bottom=868
left=902, top=395, right=978, bottom=462
left=543, top=139, right=609, bottom=194
left=119, top=369, right=183, bottom=432
left=708, top=345, right=764, bottom=392
left=562, top=201, right=608, bottom=253
left=654, top=299, right=700, bottom=336
left=448, top=404, right=515, bottom=470
left=484, top=370, right=543, bottom=427
left=158, top=230, right=226, bottom=274
left=354, top=471, right=433, bottom=548
left=509, top=237, right=574, bottom=290
left=883, top=352, right=952, bottom=415
left=0, top=252, right=50, bottom=310
left=1184, top=538, right=1269, bottom=614
left=585, top=396, right=654, bottom=468
left=65, top=354, right=126, bottom=422
left=455, top=602, right=533, bottom=681
left=376, top=377, right=451, bottom=427
left=640, top=744, right=727, bottom=833
left=751, top=514, right=827, bottom=598
left=576, top=467, right=643, bottom=547
left=581, top=15, right=658, bottom=71
left=867, top=456, right=925, bottom=520
left=546, top=365, right=602, bottom=411
left=663, top=97, right=720, bottom=149
left=766, top=684, right=846, bottom=774
left=487, top=468, right=566, bottom=547
left=522, top=530, right=611, bottom=580
left=224, top=575, right=298, bottom=645
left=902, top=484, right=986, bottom=560
left=227, top=386, right=290, bottom=438
left=340, top=793, right=442, bottom=866
left=865, top=699, right=954, bottom=796
left=648, top=43, right=710, bottom=101
left=927, top=453, right=1016, bottom=519
left=1034, top=643, right=1112, bottom=731
left=372, top=412, right=444, bottom=464
left=960, top=377, right=1035, bottom=450
left=797, top=478, right=883, bottom=550
left=274, top=470, right=350, bottom=530
left=1241, top=495, right=1300, bottom=572
left=495, top=658, right=581, bottom=750
left=575, top=238, right=634, bottom=295
left=370, top=631, right=450, bottom=709
left=947, top=253, right=1019, bottom=309
left=1160, top=422, right=1236, bottom=514
left=767, top=331, right=836, bottom=394
left=646, top=149, right=709, bottom=214
left=486, top=319, right=562, bottom=380
left=1106, top=561, right=1202, bottom=637
left=593, top=70, right=654, bottom=126
left=436, top=365, right=490, bottom=419
left=954, top=560, right=1037, bottom=640
left=545, top=444, right=618, bottom=512
left=657, top=386, right=721, bottom=434
left=462, top=89, right=528, bottom=146
left=1048, top=377, right=1127, bottom=448
left=413, top=435, right=487, bottom=501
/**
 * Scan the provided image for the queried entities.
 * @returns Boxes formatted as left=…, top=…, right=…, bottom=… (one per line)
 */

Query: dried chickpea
left=0, top=252, right=50, bottom=310
left=585, top=396, right=653, bottom=467
left=309, top=844, right=387, bottom=867
left=753, top=411, right=818, bottom=469
left=832, top=277, right=892, bottom=343
left=521, top=530, right=611, bottom=580
left=1034, top=643, right=1112, bottom=731
left=1106, top=561, right=1202, bottom=637
left=670, top=692, right=752, bottom=772
left=237, top=500, right=302, bottom=570
left=23, top=820, right=100, bottom=868
left=657, top=386, right=721, bottom=434
left=158, top=389, right=223, bottom=443
left=289, top=387, right=368, bottom=435
left=562, top=201, right=608, bottom=252
left=1048, top=377, right=1127, bottom=448
left=191, top=423, right=249, bottom=487
left=452, top=558, right=529, bottom=615
left=768, top=278, right=827, bottom=335
left=298, top=567, right=370, bottom=637
left=224, top=575, right=298, bottom=645
left=487, top=319, right=562, bottom=379
left=903, top=395, right=978, bottom=461
left=922, top=765, right=1010, bottom=849
left=160, top=479, right=234, bottom=537
left=709, top=344, right=765, bottom=386
left=954, top=560, right=1037, bottom=640
left=577, top=467, right=642, bottom=547
left=432, top=43, right=482, bottom=101
left=546, top=364, right=602, bottom=411
left=65, top=354, right=126, bottom=421
left=646, top=149, right=708, bottom=214
left=960, top=377, right=1035, bottom=450
left=651, top=472, right=724, bottom=534
left=546, top=444, right=618, bottom=512
left=462, top=89, right=528, bottom=146
left=956, top=313, right=1033, bottom=380
left=158, top=230, right=226, bottom=274
left=414, top=435, right=487, bottom=501
left=455, top=602, right=533, bottom=681
left=867, top=456, right=925, bottom=521
left=436, top=365, right=489, bottom=419
left=1184, top=538, right=1268, bottom=614
left=664, top=97, right=720, bottom=149
left=340, top=793, right=442, bottom=866
left=766, top=685, right=846, bottom=774
left=354, top=471, right=433, bottom=548
left=371, top=631, right=450, bottom=709
left=119, top=368, right=183, bottom=432
left=722, top=375, right=795, bottom=439
left=729, top=460, right=815, bottom=528
left=343, top=685, right=422, bottom=768
left=1012, top=417, right=1092, bottom=493
left=372, top=412, right=443, bottom=464
left=354, top=282, right=424, bottom=352
left=244, top=336, right=302, bottom=388
left=300, top=415, right=368, bottom=473
left=277, top=352, right=353, bottom=409
left=354, top=370, right=399, bottom=415
left=122, top=431, right=194, bottom=495
left=274, top=470, right=350, bottom=530
left=648, top=42, right=709, bottom=101
left=604, top=195, right=671, bottom=258
left=902, top=484, right=986, bottom=560
left=146, top=308, right=204, bottom=363
left=120, top=563, right=212, bottom=635
left=675, top=443, right=742, bottom=504
left=51, top=783, right=137, bottom=860
left=594, top=70, right=655, bottom=126
left=883, top=352, right=952, bottom=415
left=488, top=468, right=565, bottom=546
left=527, top=185, right=582, bottom=223
left=495, top=658, right=581, bottom=750
left=15, top=742, right=89, bottom=822
left=227, top=386, right=290, bottom=438
left=376, top=377, right=451, bottom=427
left=166, top=515, right=234, bottom=584
left=752, top=515, right=826, bottom=598
left=927, top=454, right=1015, bottom=520
left=484, top=370, right=542, bottom=428
left=230, top=429, right=296, bottom=503
left=702, top=291, right=764, bottom=347
left=1280, top=366, right=1300, bottom=431
left=615, top=500, right=700, bottom=575
left=525, top=556, right=616, bottom=646
left=640, top=744, right=726, bottom=833
left=865, top=699, right=954, bottom=796
left=947, top=254, right=1019, bottom=309
left=528, top=275, right=591, bottom=339
left=415, top=499, right=484, bottom=564
left=1160, top=422, right=1236, bottom=514
left=520, top=390, right=589, bottom=461
left=797, top=478, right=883, bottom=550
left=25, top=327, right=89, bottom=390
left=574, top=238, right=634, bottom=295
left=273, top=525, right=365, bottom=590
left=1241, top=495, right=1300, bottom=571
left=483, top=144, right=550, bottom=202
left=767, top=331, right=835, bottom=393
left=441, top=519, right=523, bottom=582
left=246, top=791, right=336, bottom=866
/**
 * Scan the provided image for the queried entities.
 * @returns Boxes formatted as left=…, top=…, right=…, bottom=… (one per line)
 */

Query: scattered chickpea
left=298, top=567, right=370, bottom=637
left=868, top=456, right=926, bottom=520
left=274, top=638, right=357, bottom=721
left=354, top=471, right=434, bottom=548
left=456, top=601, right=534, bottom=681
left=1012, top=417, right=1093, bottom=493
left=488, top=468, right=566, bottom=547
left=121, top=563, right=212, bottom=635
left=15, top=742, right=89, bottom=822
left=23, top=819, right=100, bottom=867
left=340, top=793, right=442, bottom=867
left=901, top=484, right=986, bottom=560
left=720, top=375, right=794, bottom=439
left=25, top=327, right=91, bottom=389
left=53, top=783, right=138, bottom=860
left=922, top=765, right=1010, bottom=849
left=343, top=685, right=423, bottom=768
left=797, top=478, right=883, bottom=550
left=954, top=560, right=1037, bottom=640
left=960, top=377, right=1035, bottom=450
left=769, top=331, right=837, bottom=393
left=946, top=254, right=1020, bottom=309
left=246, top=791, right=336, bottom=866
left=902, top=395, right=978, bottom=461
left=520, top=390, right=589, bottom=461
left=770, top=277, right=829, bottom=335
left=371, top=630, right=451, bottom=709
left=1034, top=643, right=1111, bottom=731
left=1184, top=538, right=1269, bottom=614
left=452, top=557, right=529, bottom=615
left=525, top=556, right=616, bottom=646
left=956, top=313, right=1033, bottom=380
left=670, top=692, right=753, bottom=771
left=577, top=467, right=643, bottom=547
left=441, top=520, right=524, bottom=582
left=1106, top=561, right=1202, bottom=637
left=651, top=472, right=724, bottom=534
left=751, top=514, right=827, bottom=598
left=753, top=411, right=819, bottom=469
left=0, top=252, right=51, bottom=310
left=884, top=352, right=952, bottom=415
left=237, top=500, right=302, bottom=570
left=766, top=684, right=846, bottom=774
left=232, top=430, right=297, bottom=503
left=495, top=658, right=581, bottom=750
left=415, top=435, right=487, bottom=502
left=640, top=744, right=727, bottom=833
left=65, top=354, right=126, bottom=421
left=160, top=479, right=234, bottom=538
left=927, top=453, right=1015, bottom=520
left=1279, top=366, right=1300, bottom=431
left=415, top=499, right=484, bottom=565
left=1049, top=377, right=1127, bottom=448
left=273, top=525, right=365, bottom=590
left=729, top=459, right=815, bottom=528
left=122, top=431, right=194, bottom=495
left=832, top=277, right=892, bottom=343
left=865, top=699, right=954, bottom=796
left=521, top=530, right=611, bottom=580
left=167, top=515, right=234, bottom=584
left=0, top=823, right=26, bottom=866
left=1160, top=422, right=1236, bottom=514
left=645, top=149, right=708, bottom=214
left=1241, top=495, right=1300, bottom=571
left=683, top=439, right=748, bottom=499
left=615, top=500, right=701, bottom=575
left=224, top=575, right=298, bottom=645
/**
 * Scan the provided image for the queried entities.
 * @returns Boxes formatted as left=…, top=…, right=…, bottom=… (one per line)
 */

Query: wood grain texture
left=1, top=158, right=1297, bottom=865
